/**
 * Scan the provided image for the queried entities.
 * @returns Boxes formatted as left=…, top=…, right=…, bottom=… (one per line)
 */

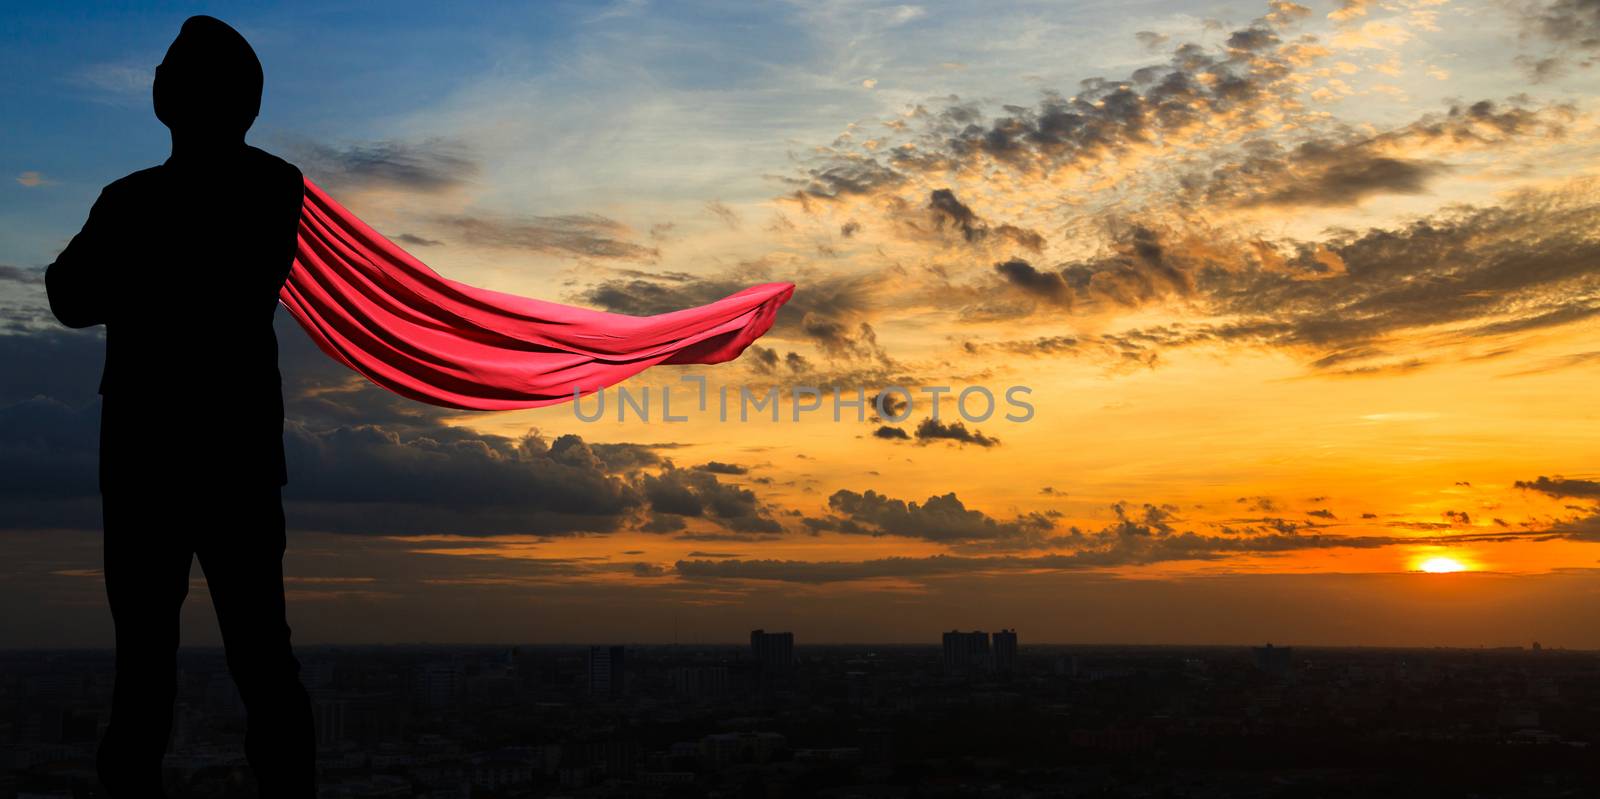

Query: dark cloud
left=1520, top=0, right=1600, bottom=79
left=673, top=531, right=784, bottom=543
left=284, top=427, right=642, bottom=535
left=867, top=391, right=909, bottom=420
left=994, top=259, right=1069, bottom=305
left=0, top=323, right=776, bottom=539
left=783, top=157, right=906, bottom=200
left=929, top=189, right=982, bottom=242
left=1135, top=31, right=1170, bottom=50
left=589, top=442, right=666, bottom=473
left=665, top=532, right=1361, bottom=582
left=805, top=489, right=1055, bottom=548
left=669, top=534, right=1373, bottom=583
left=637, top=466, right=783, bottom=534
left=394, top=233, right=443, bottom=247
left=744, top=345, right=781, bottom=373
left=291, top=139, right=657, bottom=261
left=963, top=328, right=1174, bottom=370
left=985, top=223, right=1197, bottom=314
left=705, top=200, right=740, bottom=230
left=679, top=499, right=1575, bottom=583
left=1195, top=101, right=1569, bottom=209
left=799, top=314, right=894, bottom=366
left=0, top=328, right=105, bottom=407
left=0, top=265, right=45, bottom=285
left=872, top=425, right=910, bottom=440
left=1396, top=99, right=1571, bottom=144
left=914, top=417, right=999, bottom=447
left=583, top=274, right=749, bottom=317
left=1207, top=178, right=1600, bottom=355
left=1212, top=148, right=1446, bottom=209
left=975, top=171, right=1600, bottom=373
left=949, top=98, right=1579, bottom=368
left=0, top=395, right=103, bottom=530
left=791, top=10, right=1312, bottom=189
left=1517, top=54, right=1569, bottom=81
left=639, top=512, right=687, bottom=533
left=694, top=461, right=748, bottom=475
left=1516, top=475, right=1600, bottom=500
left=675, top=554, right=994, bottom=583
left=432, top=214, right=659, bottom=261
left=291, top=138, right=477, bottom=192
left=1225, top=26, right=1280, bottom=53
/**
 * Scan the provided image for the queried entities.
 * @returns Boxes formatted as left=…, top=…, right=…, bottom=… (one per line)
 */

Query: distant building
left=511, top=646, right=542, bottom=689
left=943, top=630, right=990, bottom=676
left=700, top=731, right=787, bottom=767
left=413, top=662, right=463, bottom=709
left=588, top=645, right=627, bottom=698
left=750, top=629, right=794, bottom=673
left=671, top=665, right=729, bottom=698
left=1253, top=644, right=1293, bottom=679
left=993, top=629, right=1018, bottom=673
left=311, top=688, right=347, bottom=747
left=1053, top=654, right=1079, bottom=677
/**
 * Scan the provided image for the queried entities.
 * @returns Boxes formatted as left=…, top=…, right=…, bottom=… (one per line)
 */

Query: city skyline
left=5, top=0, right=1600, bottom=648
left=6, top=641, right=1596, bottom=796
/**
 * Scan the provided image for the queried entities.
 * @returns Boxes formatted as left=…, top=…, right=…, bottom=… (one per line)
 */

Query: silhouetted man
left=45, top=16, right=315, bottom=798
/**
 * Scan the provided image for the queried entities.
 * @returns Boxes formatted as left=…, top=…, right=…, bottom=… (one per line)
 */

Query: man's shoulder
left=244, top=145, right=304, bottom=184
left=101, top=166, right=165, bottom=198
left=99, top=149, right=303, bottom=203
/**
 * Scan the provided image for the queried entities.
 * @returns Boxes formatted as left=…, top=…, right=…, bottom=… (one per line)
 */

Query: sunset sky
left=4, top=0, right=1600, bottom=648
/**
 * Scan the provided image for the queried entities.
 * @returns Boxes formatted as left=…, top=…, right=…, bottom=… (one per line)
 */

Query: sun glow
left=1417, top=556, right=1468, bottom=574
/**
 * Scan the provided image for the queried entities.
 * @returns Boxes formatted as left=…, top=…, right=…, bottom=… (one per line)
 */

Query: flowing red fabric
left=279, top=178, right=794, bottom=410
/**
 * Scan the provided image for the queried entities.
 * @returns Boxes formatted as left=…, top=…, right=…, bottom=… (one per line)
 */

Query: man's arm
left=45, top=186, right=118, bottom=329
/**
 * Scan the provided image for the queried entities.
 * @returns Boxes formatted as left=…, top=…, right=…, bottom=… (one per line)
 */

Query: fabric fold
left=279, top=177, right=794, bottom=410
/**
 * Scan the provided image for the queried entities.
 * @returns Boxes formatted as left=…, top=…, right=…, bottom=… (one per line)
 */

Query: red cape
left=280, top=178, right=794, bottom=410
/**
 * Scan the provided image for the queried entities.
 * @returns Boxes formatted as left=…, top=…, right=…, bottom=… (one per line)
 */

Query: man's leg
left=97, top=490, right=192, bottom=797
left=195, top=485, right=316, bottom=798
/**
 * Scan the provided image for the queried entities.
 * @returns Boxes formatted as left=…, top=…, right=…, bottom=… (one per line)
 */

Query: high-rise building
left=1253, top=643, right=1293, bottom=679
left=311, top=688, right=347, bottom=747
left=413, top=661, right=463, bottom=709
left=993, top=628, right=1018, bottom=673
left=942, top=630, right=990, bottom=675
left=750, top=630, right=795, bottom=673
left=588, top=645, right=627, bottom=698
left=671, top=665, right=730, bottom=698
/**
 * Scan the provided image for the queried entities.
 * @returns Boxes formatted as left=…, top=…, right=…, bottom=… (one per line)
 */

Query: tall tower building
left=942, top=630, right=990, bottom=676
left=413, top=661, right=463, bottom=710
left=1253, top=643, right=1293, bottom=680
left=588, top=645, right=627, bottom=698
left=993, top=628, right=1018, bottom=674
left=750, top=629, right=795, bottom=674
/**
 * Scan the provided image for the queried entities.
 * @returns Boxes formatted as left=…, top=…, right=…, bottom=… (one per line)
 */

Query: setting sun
left=1418, top=557, right=1469, bottom=574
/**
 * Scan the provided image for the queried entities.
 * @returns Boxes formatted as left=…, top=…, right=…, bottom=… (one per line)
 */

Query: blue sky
left=1, top=0, right=1273, bottom=268
left=6, top=0, right=1561, bottom=275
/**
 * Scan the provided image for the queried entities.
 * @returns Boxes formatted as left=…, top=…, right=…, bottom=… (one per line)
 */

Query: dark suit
left=46, top=144, right=316, bottom=797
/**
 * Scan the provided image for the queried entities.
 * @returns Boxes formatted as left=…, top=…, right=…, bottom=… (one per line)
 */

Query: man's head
left=153, top=15, right=263, bottom=141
